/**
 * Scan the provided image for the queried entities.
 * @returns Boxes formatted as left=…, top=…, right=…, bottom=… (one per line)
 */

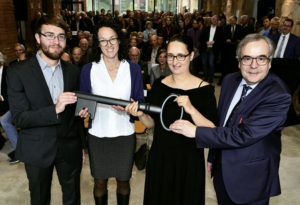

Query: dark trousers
left=25, top=147, right=82, bottom=205
left=213, top=165, right=269, bottom=205
left=202, top=49, right=216, bottom=80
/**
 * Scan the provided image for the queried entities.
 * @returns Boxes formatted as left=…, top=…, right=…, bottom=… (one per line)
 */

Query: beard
left=40, top=42, right=65, bottom=60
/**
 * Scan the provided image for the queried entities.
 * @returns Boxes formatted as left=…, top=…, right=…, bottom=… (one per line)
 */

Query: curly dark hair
left=91, top=20, right=128, bottom=63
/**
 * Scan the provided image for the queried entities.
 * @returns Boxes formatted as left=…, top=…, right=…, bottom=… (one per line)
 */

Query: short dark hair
left=155, top=48, right=167, bottom=64
left=35, top=15, right=68, bottom=34
left=284, top=18, right=294, bottom=27
left=168, top=34, right=194, bottom=54
left=91, top=20, right=128, bottom=63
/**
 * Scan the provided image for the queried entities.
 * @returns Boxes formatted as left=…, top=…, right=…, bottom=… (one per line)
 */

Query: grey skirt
left=88, top=133, right=136, bottom=181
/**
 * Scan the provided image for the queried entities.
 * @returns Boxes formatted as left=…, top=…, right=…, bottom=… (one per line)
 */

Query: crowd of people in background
left=32, top=9, right=299, bottom=84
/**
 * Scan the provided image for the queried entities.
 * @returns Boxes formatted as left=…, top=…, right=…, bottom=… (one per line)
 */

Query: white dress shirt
left=274, top=33, right=290, bottom=58
left=209, top=26, right=217, bottom=42
left=223, top=79, right=258, bottom=126
left=0, top=65, right=3, bottom=100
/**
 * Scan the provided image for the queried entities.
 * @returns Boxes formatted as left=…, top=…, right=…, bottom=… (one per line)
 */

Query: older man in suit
left=273, top=18, right=300, bottom=60
left=200, top=15, right=223, bottom=83
left=7, top=15, right=88, bottom=205
left=170, top=34, right=291, bottom=205
left=219, top=16, right=243, bottom=84
left=0, top=52, right=8, bottom=150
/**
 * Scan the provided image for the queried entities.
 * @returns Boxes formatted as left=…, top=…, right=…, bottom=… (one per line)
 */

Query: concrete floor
left=0, top=84, right=300, bottom=205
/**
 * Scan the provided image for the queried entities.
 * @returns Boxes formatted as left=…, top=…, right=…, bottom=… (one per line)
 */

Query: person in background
left=71, top=47, right=84, bottom=70
left=1, top=47, right=27, bottom=164
left=128, top=46, right=149, bottom=86
left=143, top=21, right=157, bottom=41
left=273, top=18, right=300, bottom=59
left=79, top=38, right=92, bottom=64
left=9, top=43, right=26, bottom=66
left=0, top=52, right=8, bottom=151
left=176, top=18, right=186, bottom=35
left=200, top=15, right=223, bottom=83
left=259, top=16, right=270, bottom=35
left=60, top=52, right=71, bottom=63
left=149, top=48, right=171, bottom=85
left=263, top=17, right=281, bottom=42
left=79, top=21, right=144, bottom=205
left=157, top=36, right=166, bottom=49
left=129, top=37, right=138, bottom=48
left=161, top=16, right=177, bottom=43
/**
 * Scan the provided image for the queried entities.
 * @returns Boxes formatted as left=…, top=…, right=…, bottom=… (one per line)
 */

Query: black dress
left=144, top=78, right=218, bottom=205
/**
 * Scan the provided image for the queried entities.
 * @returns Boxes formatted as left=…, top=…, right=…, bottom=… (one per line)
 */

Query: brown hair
left=35, top=15, right=68, bottom=34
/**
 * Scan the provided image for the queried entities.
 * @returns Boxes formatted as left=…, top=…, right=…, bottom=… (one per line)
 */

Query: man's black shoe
left=9, top=157, right=20, bottom=164
left=8, top=150, right=15, bottom=159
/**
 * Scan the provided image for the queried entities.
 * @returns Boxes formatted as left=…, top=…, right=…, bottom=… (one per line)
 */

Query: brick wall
left=0, top=0, right=18, bottom=65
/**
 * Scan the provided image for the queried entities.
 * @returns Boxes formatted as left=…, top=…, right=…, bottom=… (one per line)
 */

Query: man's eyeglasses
left=99, top=38, right=118, bottom=46
left=39, top=32, right=66, bottom=41
left=240, top=55, right=270, bottom=66
left=166, top=53, right=190, bottom=61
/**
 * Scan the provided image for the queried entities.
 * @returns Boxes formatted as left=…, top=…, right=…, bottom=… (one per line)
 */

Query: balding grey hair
left=128, top=46, right=140, bottom=55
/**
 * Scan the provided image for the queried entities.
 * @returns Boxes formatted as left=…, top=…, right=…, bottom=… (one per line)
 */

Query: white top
left=223, top=79, right=258, bottom=126
left=274, top=33, right=290, bottom=58
left=151, top=47, right=158, bottom=64
left=209, top=26, right=217, bottom=42
left=0, top=65, right=3, bottom=99
left=89, top=58, right=134, bottom=138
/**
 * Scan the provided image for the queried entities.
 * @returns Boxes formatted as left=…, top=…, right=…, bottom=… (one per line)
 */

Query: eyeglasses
left=39, top=32, right=66, bottom=41
left=240, top=55, right=270, bottom=66
left=166, top=53, right=190, bottom=61
left=99, top=37, right=118, bottom=46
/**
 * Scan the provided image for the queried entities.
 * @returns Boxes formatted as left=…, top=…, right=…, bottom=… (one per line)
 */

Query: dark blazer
left=195, top=72, right=291, bottom=204
left=0, top=66, right=8, bottom=115
left=224, top=24, right=243, bottom=43
left=7, top=56, right=84, bottom=168
left=200, top=26, right=223, bottom=53
left=274, top=33, right=300, bottom=59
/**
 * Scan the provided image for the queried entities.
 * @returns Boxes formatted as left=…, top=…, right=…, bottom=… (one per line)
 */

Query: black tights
left=94, top=179, right=130, bottom=197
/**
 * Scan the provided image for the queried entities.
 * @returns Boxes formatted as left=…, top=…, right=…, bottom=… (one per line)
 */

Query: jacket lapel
left=61, top=61, right=68, bottom=92
left=219, top=73, right=242, bottom=126
left=237, top=73, right=272, bottom=112
left=30, top=57, right=53, bottom=104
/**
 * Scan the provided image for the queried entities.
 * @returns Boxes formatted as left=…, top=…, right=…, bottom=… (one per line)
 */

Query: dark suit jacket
left=0, top=66, right=8, bottom=115
left=224, top=24, right=243, bottom=43
left=195, top=72, right=291, bottom=204
left=200, top=26, right=223, bottom=53
left=273, top=33, right=300, bottom=59
left=7, top=56, right=85, bottom=168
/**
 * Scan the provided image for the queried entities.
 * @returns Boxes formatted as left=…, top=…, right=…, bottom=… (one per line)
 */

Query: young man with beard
left=7, top=15, right=88, bottom=205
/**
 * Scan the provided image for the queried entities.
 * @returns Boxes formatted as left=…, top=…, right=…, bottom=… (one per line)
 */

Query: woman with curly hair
left=80, top=21, right=144, bottom=205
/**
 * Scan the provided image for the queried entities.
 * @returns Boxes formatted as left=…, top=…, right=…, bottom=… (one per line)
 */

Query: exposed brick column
left=0, top=0, right=18, bottom=65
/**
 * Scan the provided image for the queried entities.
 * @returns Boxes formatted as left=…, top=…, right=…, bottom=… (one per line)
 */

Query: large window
left=88, top=0, right=192, bottom=14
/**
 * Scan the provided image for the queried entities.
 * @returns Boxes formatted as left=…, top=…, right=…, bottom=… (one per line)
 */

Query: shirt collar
left=281, top=32, right=290, bottom=38
left=241, top=78, right=258, bottom=90
left=36, top=50, right=61, bottom=71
